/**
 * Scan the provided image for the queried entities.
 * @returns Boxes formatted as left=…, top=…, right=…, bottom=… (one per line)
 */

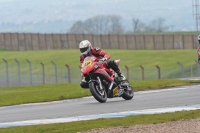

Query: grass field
left=0, top=49, right=198, bottom=83
left=0, top=49, right=197, bottom=68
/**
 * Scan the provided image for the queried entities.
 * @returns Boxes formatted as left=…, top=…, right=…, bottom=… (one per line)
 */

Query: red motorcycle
left=81, top=55, right=134, bottom=103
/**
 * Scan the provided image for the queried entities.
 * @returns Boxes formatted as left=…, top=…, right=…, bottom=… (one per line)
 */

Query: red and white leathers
left=198, top=46, right=200, bottom=61
left=80, top=47, right=110, bottom=64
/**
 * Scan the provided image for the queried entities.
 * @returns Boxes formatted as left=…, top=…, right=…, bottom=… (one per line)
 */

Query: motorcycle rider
left=197, top=35, right=200, bottom=62
left=79, top=40, right=126, bottom=88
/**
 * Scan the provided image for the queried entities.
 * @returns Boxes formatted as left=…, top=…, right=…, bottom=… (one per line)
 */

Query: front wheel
left=89, top=81, right=107, bottom=103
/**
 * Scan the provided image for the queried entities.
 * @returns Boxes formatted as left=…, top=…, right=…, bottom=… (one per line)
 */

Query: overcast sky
left=0, top=0, right=197, bottom=31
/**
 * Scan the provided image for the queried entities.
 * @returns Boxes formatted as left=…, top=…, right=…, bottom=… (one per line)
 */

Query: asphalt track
left=0, top=85, right=200, bottom=127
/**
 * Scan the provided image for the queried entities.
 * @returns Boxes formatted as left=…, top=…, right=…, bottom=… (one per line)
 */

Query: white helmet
left=198, top=35, right=200, bottom=41
left=79, top=40, right=92, bottom=55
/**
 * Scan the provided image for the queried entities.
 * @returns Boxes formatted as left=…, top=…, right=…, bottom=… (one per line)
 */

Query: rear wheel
left=122, top=86, right=134, bottom=100
left=121, top=80, right=134, bottom=100
left=89, top=81, right=107, bottom=103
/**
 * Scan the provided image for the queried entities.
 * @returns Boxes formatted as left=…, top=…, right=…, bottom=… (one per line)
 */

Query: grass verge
left=0, top=109, right=199, bottom=133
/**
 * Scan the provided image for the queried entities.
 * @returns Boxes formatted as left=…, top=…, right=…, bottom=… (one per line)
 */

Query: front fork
left=97, top=76, right=104, bottom=91
left=88, top=75, right=104, bottom=91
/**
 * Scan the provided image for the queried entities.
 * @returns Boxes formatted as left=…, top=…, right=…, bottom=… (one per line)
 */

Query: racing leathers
left=198, top=46, right=200, bottom=62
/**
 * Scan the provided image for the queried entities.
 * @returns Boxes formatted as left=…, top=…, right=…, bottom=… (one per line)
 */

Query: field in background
left=0, top=49, right=197, bottom=68
left=0, top=49, right=198, bottom=87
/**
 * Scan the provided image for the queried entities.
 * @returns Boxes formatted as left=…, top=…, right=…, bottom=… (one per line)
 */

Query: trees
left=68, top=15, right=124, bottom=34
left=132, top=18, right=146, bottom=33
left=131, top=17, right=169, bottom=33
left=68, top=21, right=84, bottom=34
left=69, top=15, right=169, bottom=34
left=145, top=17, right=169, bottom=32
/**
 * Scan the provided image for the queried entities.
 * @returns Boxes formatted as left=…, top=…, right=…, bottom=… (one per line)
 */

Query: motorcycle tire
left=122, top=86, right=134, bottom=100
left=89, top=81, right=107, bottom=103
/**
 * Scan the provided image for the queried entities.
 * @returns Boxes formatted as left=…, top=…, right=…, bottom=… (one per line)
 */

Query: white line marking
left=0, top=104, right=200, bottom=128
left=136, top=85, right=200, bottom=94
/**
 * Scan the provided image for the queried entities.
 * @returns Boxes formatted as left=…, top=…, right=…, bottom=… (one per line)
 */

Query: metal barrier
left=0, top=59, right=199, bottom=87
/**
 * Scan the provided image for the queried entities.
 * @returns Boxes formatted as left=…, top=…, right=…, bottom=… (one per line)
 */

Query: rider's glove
left=100, top=57, right=107, bottom=62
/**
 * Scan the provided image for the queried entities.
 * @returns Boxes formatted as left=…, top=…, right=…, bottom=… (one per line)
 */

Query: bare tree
left=68, top=15, right=123, bottom=35
left=109, top=15, right=124, bottom=34
left=84, top=19, right=95, bottom=34
left=132, top=17, right=146, bottom=33
left=132, top=18, right=139, bottom=32
left=145, top=17, right=169, bottom=32
left=68, top=21, right=84, bottom=34
left=86, top=15, right=110, bottom=34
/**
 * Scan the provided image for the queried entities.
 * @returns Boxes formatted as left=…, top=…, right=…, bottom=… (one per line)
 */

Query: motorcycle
left=81, top=55, right=134, bottom=103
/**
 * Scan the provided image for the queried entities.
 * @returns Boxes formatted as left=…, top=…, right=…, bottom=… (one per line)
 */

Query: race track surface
left=0, top=85, right=200, bottom=126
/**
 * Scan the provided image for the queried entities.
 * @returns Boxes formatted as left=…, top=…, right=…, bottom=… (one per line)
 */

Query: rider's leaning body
left=80, top=47, right=110, bottom=64
left=79, top=40, right=126, bottom=88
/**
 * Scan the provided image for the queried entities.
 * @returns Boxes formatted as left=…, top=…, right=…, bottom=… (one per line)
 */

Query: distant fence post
left=26, top=59, right=32, bottom=85
left=51, top=61, right=58, bottom=84
left=14, top=59, right=21, bottom=86
left=124, top=65, right=129, bottom=80
left=140, top=65, right=144, bottom=80
left=195, top=60, right=200, bottom=77
left=191, top=66, right=193, bottom=77
left=156, top=65, right=161, bottom=79
left=153, top=35, right=155, bottom=49
left=40, top=62, right=45, bottom=84
left=177, top=62, right=184, bottom=78
left=65, top=64, right=71, bottom=83
left=3, top=58, right=9, bottom=87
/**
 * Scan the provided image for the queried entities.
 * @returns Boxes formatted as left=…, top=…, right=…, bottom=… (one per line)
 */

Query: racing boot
left=117, top=72, right=126, bottom=81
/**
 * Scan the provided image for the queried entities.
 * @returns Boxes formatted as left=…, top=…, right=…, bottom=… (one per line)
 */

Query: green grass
left=129, top=79, right=200, bottom=91
left=0, top=84, right=90, bottom=106
left=0, top=50, right=199, bottom=132
left=0, top=49, right=197, bottom=68
left=0, top=49, right=198, bottom=81
left=0, top=79, right=199, bottom=106
left=0, top=109, right=199, bottom=133
left=0, top=48, right=7, bottom=51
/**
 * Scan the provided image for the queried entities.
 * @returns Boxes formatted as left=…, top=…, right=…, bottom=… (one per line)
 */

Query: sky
left=0, top=0, right=197, bottom=32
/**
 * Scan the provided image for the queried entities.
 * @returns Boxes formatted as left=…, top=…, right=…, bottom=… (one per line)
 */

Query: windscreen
left=81, top=56, right=95, bottom=68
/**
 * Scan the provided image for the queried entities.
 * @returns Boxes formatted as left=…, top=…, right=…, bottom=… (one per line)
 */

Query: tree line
left=68, top=15, right=169, bottom=35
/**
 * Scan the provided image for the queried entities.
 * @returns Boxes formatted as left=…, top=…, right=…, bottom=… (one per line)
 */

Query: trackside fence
left=0, top=33, right=199, bottom=51
left=0, top=59, right=200, bottom=87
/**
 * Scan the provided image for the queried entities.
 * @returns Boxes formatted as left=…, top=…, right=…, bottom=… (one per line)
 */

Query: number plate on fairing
left=84, top=60, right=92, bottom=66
left=113, top=87, right=118, bottom=97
